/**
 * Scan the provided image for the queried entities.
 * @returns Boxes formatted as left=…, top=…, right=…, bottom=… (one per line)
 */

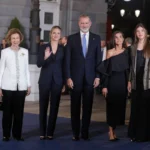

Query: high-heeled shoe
left=108, top=132, right=117, bottom=142
left=113, top=133, right=120, bottom=140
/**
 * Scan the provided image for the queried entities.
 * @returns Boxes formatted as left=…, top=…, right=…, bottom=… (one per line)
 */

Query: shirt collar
left=80, top=31, right=89, bottom=37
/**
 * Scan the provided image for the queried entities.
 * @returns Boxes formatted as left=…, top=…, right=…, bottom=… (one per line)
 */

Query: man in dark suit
left=65, top=14, right=101, bottom=141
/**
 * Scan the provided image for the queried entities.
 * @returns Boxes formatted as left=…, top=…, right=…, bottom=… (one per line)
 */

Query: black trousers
left=128, top=89, right=150, bottom=141
left=2, top=89, right=26, bottom=138
left=70, top=83, right=94, bottom=138
left=39, top=83, right=62, bottom=136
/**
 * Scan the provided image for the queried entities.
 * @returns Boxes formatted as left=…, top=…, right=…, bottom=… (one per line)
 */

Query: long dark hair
left=134, top=23, right=150, bottom=58
left=110, top=31, right=125, bottom=49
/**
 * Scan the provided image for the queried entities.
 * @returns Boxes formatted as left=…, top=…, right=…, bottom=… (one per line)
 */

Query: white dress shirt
left=80, top=31, right=89, bottom=52
left=102, top=46, right=107, bottom=61
left=0, top=47, right=31, bottom=91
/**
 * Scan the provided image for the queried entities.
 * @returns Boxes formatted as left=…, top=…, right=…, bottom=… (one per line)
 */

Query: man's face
left=78, top=17, right=92, bottom=33
left=101, top=40, right=106, bottom=48
left=61, top=37, right=67, bottom=45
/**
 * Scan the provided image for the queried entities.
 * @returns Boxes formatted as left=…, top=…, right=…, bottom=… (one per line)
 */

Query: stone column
left=59, top=0, right=73, bottom=36
left=25, top=0, right=41, bottom=101
left=29, top=0, right=41, bottom=64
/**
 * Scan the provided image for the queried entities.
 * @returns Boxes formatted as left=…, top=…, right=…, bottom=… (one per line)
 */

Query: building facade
left=60, top=0, right=107, bottom=39
left=0, top=0, right=107, bottom=42
left=39, top=0, right=61, bottom=42
left=0, top=0, right=107, bottom=101
left=0, top=0, right=31, bottom=44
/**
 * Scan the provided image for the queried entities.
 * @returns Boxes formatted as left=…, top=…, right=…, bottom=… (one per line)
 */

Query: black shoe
left=14, top=137, right=24, bottom=141
left=81, top=136, right=90, bottom=141
left=115, top=137, right=120, bottom=141
left=109, top=138, right=117, bottom=142
left=47, top=136, right=53, bottom=140
left=40, top=136, right=46, bottom=140
left=108, top=132, right=117, bottom=142
left=130, top=138, right=136, bottom=142
left=2, top=137, right=10, bottom=142
left=72, top=136, right=80, bottom=141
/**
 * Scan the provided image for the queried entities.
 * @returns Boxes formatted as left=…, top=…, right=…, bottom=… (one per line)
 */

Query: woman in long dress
left=99, top=31, right=129, bottom=141
left=128, top=23, right=150, bottom=142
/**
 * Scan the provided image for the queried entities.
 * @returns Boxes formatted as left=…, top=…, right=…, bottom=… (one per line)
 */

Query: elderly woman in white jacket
left=0, top=28, right=31, bottom=141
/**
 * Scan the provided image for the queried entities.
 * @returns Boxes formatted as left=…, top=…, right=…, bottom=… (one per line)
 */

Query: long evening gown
left=98, top=50, right=129, bottom=129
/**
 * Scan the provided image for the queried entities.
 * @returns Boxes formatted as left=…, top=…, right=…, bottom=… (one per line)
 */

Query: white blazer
left=0, top=47, right=31, bottom=91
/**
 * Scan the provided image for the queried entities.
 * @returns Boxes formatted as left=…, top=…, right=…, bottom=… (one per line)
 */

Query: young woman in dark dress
left=100, top=31, right=129, bottom=141
left=128, top=23, right=150, bottom=142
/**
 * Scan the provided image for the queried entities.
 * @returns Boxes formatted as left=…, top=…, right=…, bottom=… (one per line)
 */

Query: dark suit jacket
left=65, top=32, right=101, bottom=86
left=37, top=43, right=64, bottom=86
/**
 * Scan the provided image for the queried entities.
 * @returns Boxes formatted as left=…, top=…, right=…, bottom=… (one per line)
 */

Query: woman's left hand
left=26, top=87, right=31, bottom=96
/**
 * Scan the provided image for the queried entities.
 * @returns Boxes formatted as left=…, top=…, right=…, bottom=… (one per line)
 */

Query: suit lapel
left=76, top=32, right=84, bottom=57
left=86, top=32, right=93, bottom=57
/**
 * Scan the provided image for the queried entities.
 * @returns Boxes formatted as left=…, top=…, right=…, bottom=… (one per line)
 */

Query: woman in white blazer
left=0, top=28, right=31, bottom=141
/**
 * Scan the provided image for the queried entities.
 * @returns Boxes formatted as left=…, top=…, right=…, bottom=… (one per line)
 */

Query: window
left=44, top=12, right=53, bottom=24
left=44, top=30, right=50, bottom=42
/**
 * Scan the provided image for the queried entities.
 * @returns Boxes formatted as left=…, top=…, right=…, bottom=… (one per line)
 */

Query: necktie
left=82, top=34, right=86, bottom=57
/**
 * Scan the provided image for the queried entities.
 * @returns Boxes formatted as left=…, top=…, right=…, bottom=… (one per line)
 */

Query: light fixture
left=120, top=9, right=125, bottom=17
left=135, top=10, right=140, bottom=17
left=124, top=0, right=131, bottom=2
left=111, top=24, right=115, bottom=29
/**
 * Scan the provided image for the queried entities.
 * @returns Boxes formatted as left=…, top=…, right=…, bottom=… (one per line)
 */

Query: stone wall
left=60, top=0, right=107, bottom=39
left=0, top=0, right=31, bottom=45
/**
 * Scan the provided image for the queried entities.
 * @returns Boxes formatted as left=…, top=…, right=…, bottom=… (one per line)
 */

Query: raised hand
left=44, top=47, right=51, bottom=60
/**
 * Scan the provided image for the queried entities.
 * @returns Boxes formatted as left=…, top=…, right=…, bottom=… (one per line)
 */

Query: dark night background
left=108, top=0, right=150, bottom=38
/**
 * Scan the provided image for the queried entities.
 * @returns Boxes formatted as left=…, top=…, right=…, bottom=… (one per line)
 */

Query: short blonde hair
left=5, top=28, right=24, bottom=44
